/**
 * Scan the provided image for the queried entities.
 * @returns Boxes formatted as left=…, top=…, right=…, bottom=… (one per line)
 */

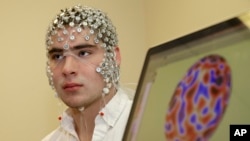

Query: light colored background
left=0, top=0, right=250, bottom=140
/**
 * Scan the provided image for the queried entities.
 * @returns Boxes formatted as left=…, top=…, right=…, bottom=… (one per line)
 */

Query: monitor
left=123, top=10, right=250, bottom=141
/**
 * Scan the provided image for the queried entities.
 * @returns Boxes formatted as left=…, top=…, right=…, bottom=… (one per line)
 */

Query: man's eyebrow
left=48, top=48, right=63, bottom=55
left=48, top=44, right=97, bottom=54
left=73, top=44, right=97, bottom=50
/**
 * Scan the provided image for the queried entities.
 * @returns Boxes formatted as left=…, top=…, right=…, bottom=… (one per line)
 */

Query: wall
left=0, top=0, right=146, bottom=140
left=145, top=0, right=250, bottom=47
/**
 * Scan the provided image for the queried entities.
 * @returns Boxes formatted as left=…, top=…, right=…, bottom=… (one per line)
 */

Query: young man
left=42, top=5, right=133, bottom=141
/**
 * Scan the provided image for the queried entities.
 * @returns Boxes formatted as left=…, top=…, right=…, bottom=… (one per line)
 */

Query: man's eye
left=79, top=51, right=90, bottom=57
left=51, top=54, right=64, bottom=60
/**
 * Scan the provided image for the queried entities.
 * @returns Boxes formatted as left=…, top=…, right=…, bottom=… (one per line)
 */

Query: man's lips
left=62, top=83, right=83, bottom=91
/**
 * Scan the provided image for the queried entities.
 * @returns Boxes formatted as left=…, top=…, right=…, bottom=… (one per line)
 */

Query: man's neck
left=68, top=87, right=117, bottom=141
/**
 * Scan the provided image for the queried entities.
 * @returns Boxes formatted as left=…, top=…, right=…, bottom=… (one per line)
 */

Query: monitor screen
left=123, top=10, right=250, bottom=141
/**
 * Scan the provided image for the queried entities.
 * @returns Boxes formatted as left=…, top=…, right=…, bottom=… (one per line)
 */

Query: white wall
left=145, top=0, right=250, bottom=47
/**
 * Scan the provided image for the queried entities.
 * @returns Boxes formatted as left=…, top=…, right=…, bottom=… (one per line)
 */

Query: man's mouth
left=63, top=83, right=83, bottom=91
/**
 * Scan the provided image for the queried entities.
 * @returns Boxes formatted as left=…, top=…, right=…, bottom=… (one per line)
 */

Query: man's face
left=47, top=27, right=119, bottom=109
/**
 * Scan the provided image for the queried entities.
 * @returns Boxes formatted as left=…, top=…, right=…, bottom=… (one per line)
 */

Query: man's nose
left=62, top=55, right=78, bottom=77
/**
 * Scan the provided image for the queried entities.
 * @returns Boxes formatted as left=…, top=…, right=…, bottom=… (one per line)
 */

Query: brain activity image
left=165, top=54, right=232, bottom=141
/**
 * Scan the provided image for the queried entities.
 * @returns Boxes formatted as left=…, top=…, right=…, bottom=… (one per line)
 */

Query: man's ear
left=114, top=46, right=121, bottom=66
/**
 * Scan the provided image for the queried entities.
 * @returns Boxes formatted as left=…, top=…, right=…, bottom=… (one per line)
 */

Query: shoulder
left=117, top=86, right=135, bottom=101
left=41, top=126, right=78, bottom=141
left=41, top=127, right=60, bottom=141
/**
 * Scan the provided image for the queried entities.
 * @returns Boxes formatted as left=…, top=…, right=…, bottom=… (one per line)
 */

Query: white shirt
left=42, top=88, right=133, bottom=141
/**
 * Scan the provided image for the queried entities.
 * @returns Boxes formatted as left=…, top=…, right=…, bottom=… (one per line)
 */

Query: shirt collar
left=60, top=111, right=78, bottom=137
left=98, top=88, right=129, bottom=127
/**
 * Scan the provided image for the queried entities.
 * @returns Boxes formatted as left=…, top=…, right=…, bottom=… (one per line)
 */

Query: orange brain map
left=165, top=54, right=232, bottom=141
